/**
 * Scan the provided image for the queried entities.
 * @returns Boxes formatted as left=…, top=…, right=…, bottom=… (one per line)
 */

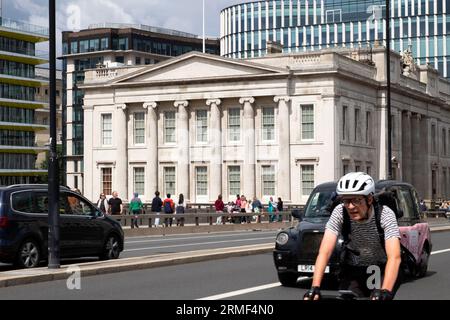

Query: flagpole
left=202, top=0, right=205, bottom=53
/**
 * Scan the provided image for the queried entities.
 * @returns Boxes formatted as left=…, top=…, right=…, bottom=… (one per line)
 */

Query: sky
left=2, top=0, right=247, bottom=37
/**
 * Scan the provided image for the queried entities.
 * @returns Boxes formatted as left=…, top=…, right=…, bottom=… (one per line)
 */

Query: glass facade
left=0, top=22, right=47, bottom=185
left=221, top=0, right=450, bottom=79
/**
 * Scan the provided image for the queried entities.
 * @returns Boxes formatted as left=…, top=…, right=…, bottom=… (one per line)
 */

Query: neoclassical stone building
left=81, top=47, right=450, bottom=204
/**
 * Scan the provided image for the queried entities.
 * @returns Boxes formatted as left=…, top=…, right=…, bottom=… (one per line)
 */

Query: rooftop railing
left=0, top=17, right=49, bottom=37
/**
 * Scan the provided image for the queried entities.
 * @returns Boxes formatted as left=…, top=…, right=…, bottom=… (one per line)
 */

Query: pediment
left=113, top=52, right=285, bottom=84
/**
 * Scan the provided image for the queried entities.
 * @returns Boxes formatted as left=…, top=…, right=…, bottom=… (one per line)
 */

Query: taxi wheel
left=416, top=246, right=430, bottom=278
left=278, top=272, right=298, bottom=287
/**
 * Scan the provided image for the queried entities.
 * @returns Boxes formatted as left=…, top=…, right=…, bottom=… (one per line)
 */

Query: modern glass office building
left=220, top=0, right=450, bottom=79
left=0, top=17, right=49, bottom=185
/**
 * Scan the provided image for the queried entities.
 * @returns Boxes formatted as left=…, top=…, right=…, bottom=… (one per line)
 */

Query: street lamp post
left=48, top=0, right=60, bottom=269
left=202, top=0, right=205, bottom=53
left=386, top=0, right=392, bottom=180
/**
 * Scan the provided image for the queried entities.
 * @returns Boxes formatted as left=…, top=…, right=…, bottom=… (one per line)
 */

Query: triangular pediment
left=113, top=52, right=286, bottom=84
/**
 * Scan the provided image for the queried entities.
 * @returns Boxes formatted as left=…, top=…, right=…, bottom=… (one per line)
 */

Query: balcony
left=0, top=17, right=49, bottom=43
left=0, top=121, right=48, bottom=131
left=0, top=145, right=48, bottom=154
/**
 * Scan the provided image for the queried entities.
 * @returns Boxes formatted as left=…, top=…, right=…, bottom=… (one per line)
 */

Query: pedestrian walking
left=277, top=197, right=284, bottom=222
left=175, top=193, right=186, bottom=226
left=214, top=195, right=225, bottom=225
left=108, top=191, right=123, bottom=215
left=163, top=194, right=175, bottom=227
left=252, top=196, right=263, bottom=222
left=268, top=196, right=276, bottom=222
left=96, top=193, right=109, bottom=215
left=151, top=191, right=163, bottom=227
left=130, top=192, right=143, bottom=228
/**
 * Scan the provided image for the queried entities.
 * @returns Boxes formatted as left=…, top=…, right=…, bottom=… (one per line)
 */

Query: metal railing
left=0, top=17, right=49, bottom=37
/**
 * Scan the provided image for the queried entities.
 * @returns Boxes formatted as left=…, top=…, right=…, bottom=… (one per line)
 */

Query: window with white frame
left=343, top=163, right=349, bottom=175
left=101, top=167, right=112, bottom=195
left=228, top=166, right=241, bottom=195
left=228, top=108, right=240, bottom=141
left=164, top=167, right=176, bottom=196
left=196, top=110, right=208, bottom=143
left=262, top=107, right=275, bottom=141
left=101, top=114, right=112, bottom=146
left=133, top=167, right=145, bottom=195
left=196, top=166, right=208, bottom=196
left=301, top=104, right=314, bottom=140
left=301, top=165, right=314, bottom=196
left=261, top=165, right=275, bottom=196
left=164, top=111, right=176, bottom=143
left=134, top=112, right=145, bottom=144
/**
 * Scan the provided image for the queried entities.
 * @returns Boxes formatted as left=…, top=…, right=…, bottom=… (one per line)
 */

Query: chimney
left=266, top=40, right=283, bottom=55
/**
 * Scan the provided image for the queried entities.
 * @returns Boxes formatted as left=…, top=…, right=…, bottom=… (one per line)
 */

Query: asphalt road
left=0, top=230, right=449, bottom=300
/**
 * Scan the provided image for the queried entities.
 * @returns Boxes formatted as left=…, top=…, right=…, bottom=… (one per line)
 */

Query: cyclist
left=304, top=172, right=402, bottom=300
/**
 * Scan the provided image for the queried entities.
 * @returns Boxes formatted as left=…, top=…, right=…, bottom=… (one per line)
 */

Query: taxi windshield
left=304, top=191, right=334, bottom=218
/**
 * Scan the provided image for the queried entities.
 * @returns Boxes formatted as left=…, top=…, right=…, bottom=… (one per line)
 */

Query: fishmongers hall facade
left=80, top=48, right=450, bottom=204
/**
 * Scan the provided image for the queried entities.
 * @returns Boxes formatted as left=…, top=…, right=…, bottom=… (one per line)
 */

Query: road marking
left=126, top=231, right=277, bottom=244
left=431, top=248, right=450, bottom=255
left=127, top=229, right=277, bottom=241
left=197, top=283, right=281, bottom=300
left=124, top=237, right=274, bottom=252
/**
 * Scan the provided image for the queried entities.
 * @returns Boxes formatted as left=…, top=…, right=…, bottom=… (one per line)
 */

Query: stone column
left=401, top=111, right=412, bottom=184
left=144, top=102, right=158, bottom=200
left=411, top=113, right=422, bottom=191
left=174, top=100, right=190, bottom=199
left=274, top=96, right=291, bottom=201
left=206, top=99, right=222, bottom=200
left=115, top=104, right=128, bottom=200
left=82, top=104, right=94, bottom=201
left=239, top=97, right=256, bottom=199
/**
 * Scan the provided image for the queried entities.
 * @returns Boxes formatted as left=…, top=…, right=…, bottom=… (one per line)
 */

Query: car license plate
left=298, top=265, right=330, bottom=273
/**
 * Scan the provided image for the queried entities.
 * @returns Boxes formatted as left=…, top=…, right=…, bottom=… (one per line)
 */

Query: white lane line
left=127, top=230, right=276, bottom=241
left=126, top=231, right=276, bottom=244
left=431, top=248, right=450, bottom=255
left=124, top=237, right=274, bottom=252
left=197, top=283, right=281, bottom=300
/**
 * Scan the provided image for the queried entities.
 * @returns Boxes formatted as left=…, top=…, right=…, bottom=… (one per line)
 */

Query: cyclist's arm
left=381, top=237, right=401, bottom=292
left=311, top=229, right=338, bottom=288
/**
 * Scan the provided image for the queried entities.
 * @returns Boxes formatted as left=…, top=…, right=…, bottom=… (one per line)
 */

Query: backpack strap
left=373, top=200, right=386, bottom=250
left=341, top=206, right=351, bottom=244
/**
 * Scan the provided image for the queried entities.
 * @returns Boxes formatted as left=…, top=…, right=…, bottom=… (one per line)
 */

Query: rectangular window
left=101, top=114, right=112, bottom=146
left=134, top=112, right=145, bottom=144
left=196, top=166, right=208, bottom=196
left=342, top=106, right=348, bottom=141
left=343, top=163, right=349, bottom=175
left=262, top=165, right=275, bottom=196
left=301, top=104, right=314, bottom=140
left=301, top=165, right=314, bottom=196
left=196, top=110, right=208, bottom=143
left=262, top=107, right=275, bottom=141
left=442, top=128, right=447, bottom=156
left=228, top=108, right=241, bottom=141
left=355, top=108, right=361, bottom=142
left=432, top=124, right=437, bottom=154
left=228, top=166, right=241, bottom=196
left=164, top=167, right=176, bottom=196
left=366, top=111, right=372, bottom=145
left=101, top=168, right=112, bottom=195
left=164, top=111, right=176, bottom=143
left=133, top=167, right=145, bottom=195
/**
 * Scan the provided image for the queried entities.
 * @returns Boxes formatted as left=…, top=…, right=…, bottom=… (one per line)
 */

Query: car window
left=410, top=188, right=422, bottom=218
left=66, top=194, right=95, bottom=216
left=396, top=187, right=415, bottom=219
left=11, top=191, right=34, bottom=213
left=34, top=192, right=49, bottom=214
left=305, top=190, right=334, bottom=217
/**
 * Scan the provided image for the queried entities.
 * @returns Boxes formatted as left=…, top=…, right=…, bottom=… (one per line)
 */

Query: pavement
left=0, top=218, right=449, bottom=288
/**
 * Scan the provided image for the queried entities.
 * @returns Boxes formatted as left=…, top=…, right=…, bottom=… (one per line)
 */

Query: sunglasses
left=342, top=198, right=365, bottom=206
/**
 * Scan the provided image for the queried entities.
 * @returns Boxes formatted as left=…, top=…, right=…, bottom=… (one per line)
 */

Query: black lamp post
left=386, top=0, right=392, bottom=180
left=48, top=0, right=60, bottom=269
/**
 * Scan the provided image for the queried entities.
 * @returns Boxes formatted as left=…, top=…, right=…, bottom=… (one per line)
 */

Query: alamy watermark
left=66, top=265, right=81, bottom=290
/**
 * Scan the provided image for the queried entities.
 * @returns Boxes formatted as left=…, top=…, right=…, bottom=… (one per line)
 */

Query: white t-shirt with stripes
left=326, top=204, right=400, bottom=266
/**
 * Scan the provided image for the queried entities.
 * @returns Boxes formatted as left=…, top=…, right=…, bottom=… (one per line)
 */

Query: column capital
left=239, top=97, right=255, bottom=105
left=403, top=110, right=412, bottom=118
left=274, top=96, right=290, bottom=103
left=174, top=100, right=189, bottom=108
left=115, top=104, right=127, bottom=110
left=206, top=99, right=222, bottom=106
left=143, top=102, right=158, bottom=109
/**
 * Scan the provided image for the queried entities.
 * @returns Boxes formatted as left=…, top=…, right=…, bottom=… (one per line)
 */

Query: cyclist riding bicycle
left=303, top=172, right=402, bottom=301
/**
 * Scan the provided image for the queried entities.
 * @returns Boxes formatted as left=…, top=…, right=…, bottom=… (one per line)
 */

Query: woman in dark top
left=277, top=197, right=283, bottom=222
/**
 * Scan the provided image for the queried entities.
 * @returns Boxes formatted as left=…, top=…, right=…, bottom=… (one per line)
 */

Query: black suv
left=273, top=180, right=432, bottom=286
left=0, top=185, right=124, bottom=268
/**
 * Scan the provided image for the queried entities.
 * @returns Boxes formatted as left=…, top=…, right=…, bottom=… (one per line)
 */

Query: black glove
left=370, top=289, right=394, bottom=300
left=303, top=286, right=321, bottom=300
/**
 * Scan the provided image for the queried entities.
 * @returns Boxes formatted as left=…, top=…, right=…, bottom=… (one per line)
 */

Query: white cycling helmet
left=336, top=172, right=375, bottom=196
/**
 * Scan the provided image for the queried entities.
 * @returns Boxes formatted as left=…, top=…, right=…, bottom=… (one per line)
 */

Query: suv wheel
left=277, top=272, right=299, bottom=287
left=416, top=245, right=430, bottom=278
left=16, top=239, right=41, bottom=268
left=100, top=234, right=121, bottom=260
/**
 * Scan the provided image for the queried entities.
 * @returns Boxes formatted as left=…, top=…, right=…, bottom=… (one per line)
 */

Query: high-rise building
left=61, top=23, right=220, bottom=192
left=0, top=17, right=49, bottom=185
left=220, top=0, right=450, bottom=79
